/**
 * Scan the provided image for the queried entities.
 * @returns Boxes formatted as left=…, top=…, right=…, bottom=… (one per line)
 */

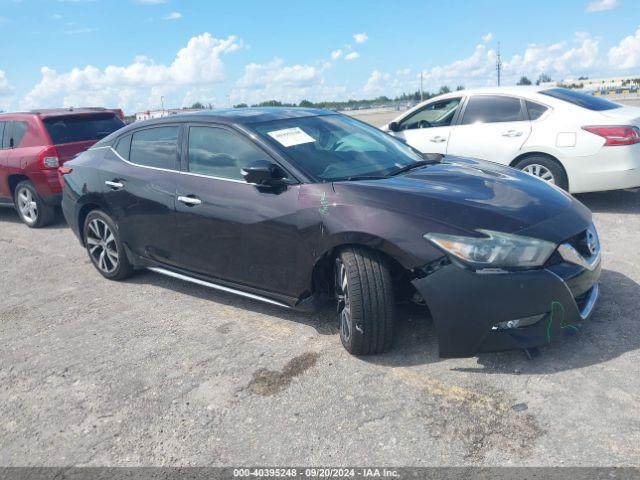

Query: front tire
left=335, top=247, right=395, bottom=355
left=515, top=155, right=569, bottom=191
left=83, top=210, right=134, bottom=281
left=13, top=181, right=56, bottom=228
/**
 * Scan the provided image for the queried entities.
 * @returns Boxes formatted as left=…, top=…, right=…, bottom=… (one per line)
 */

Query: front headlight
left=424, top=230, right=556, bottom=269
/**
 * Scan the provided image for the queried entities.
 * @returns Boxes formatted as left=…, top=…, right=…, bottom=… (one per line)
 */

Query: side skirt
left=147, top=266, right=294, bottom=310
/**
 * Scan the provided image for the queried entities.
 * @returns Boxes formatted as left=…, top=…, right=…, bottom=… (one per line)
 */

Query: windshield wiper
left=389, top=159, right=440, bottom=177
left=343, top=175, right=388, bottom=181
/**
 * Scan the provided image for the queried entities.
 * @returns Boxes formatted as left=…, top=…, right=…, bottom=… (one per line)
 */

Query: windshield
left=44, top=113, right=125, bottom=144
left=251, top=114, right=425, bottom=181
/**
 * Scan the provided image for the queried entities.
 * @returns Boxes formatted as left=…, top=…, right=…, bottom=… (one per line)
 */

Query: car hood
left=333, top=156, right=592, bottom=243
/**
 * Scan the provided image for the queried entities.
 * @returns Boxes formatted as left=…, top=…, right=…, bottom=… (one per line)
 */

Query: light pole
left=161, top=96, right=165, bottom=116
left=420, top=71, right=424, bottom=102
left=496, top=42, right=502, bottom=87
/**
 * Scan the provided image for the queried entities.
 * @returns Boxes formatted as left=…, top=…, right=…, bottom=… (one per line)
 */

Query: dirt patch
left=216, top=322, right=233, bottom=334
left=392, top=368, right=544, bottom=460
left=247, top=352, right=320, bottom=396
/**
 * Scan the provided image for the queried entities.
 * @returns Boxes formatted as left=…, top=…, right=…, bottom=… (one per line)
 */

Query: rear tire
left=13, top=181, right=56, bottom=228
left=83, top=210, right=134, bottom=281
left=514, top=155, right=569, bottom=191
left=335, top=247, right=395, bottom=355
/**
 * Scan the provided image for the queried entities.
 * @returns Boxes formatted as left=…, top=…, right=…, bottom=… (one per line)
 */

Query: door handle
left=178, top=195, right=202, bottom=206
left=429, top=136, right=447, bottom=143
left=105, top=180, right=124, bottom=190
left=502, top=130, right=523, bottom=138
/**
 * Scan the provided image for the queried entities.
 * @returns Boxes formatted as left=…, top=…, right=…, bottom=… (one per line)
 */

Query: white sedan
left=382, top=86, right=640, bottom=193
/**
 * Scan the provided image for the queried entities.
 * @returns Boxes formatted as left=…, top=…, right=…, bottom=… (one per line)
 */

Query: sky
left=0, top=0, right=639, bottom=114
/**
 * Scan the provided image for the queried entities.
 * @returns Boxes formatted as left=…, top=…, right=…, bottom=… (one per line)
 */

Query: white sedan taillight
left=582, top=126, right=640, bottom=146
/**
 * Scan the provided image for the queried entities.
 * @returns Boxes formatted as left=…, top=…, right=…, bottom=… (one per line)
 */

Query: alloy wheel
left=522, top=164, right=556, bottom=184
left=86, top=219, right=119, bottom=274
left=17, top=187, right=38, bottom=225
left=335, top=259, right=352, bottom=343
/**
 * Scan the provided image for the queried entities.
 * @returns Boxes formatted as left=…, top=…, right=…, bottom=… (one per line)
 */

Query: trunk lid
left=599, top=105, right=640, bottom=127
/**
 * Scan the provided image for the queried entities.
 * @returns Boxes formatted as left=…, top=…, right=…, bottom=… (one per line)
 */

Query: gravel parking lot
left=1, top=187, right=639, bottom=466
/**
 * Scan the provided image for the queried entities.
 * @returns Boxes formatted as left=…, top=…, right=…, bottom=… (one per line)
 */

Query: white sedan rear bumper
left=564, top=143, right=640, bottom=193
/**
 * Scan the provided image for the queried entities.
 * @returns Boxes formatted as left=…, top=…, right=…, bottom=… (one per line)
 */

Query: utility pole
left=161, top=96, right=165, bottom=116
left=420, top=71, right=424, bottom=102
left=496, top=42, right=502, bottom=87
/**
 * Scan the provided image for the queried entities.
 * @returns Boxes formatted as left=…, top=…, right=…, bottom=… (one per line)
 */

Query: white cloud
left=163, top=11, right=182, bottom=20
left=21, top=33, right=242, bottom=112
left=231, top=57, right=349, bottom=104
left=137, top=0, right=169, bottom=3
left=0, top=70, right=14, bottom=111
left=353, top=33, right=368, bottom=44
left=585, top=0, right=620, bottom=12
left=64, top=27, right=98, bottom=34
left=363, top=70, right=390, bottom=94
left=0, top=70, right=13, bottom=96
left=365, top=32, right=603, bottom=97
left=236, top=58, right=319, bottom=90
left=345, top=51, right=360, bottom=61
left=609, top=27, right=640, bottom=69
left=482, top=33, right=493, bottom=43
left=331, top=49, right=343, bottom=60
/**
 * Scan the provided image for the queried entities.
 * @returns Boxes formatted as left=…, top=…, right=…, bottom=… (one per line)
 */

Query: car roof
left=435, top=85, right=549, bottom=99
left=135, top=107, right=335, bottom=127
left=0, top=107, right=120, bottom=119
left=94, top=107, right=337, bottom=147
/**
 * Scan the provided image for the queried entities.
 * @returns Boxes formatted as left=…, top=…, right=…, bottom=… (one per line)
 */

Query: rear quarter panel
left=62, top=147, right=109, bottom=237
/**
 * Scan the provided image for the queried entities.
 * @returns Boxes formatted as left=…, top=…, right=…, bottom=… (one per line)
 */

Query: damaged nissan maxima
left=61, top=108, right=601, bottom=357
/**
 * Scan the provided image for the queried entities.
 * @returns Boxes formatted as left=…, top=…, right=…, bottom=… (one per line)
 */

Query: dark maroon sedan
left=61, top=108, right=601, bottom=357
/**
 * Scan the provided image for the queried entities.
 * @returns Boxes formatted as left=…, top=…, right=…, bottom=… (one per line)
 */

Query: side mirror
left=388, top=121, right=400, bottom=132
left=241, top=160, right=287, bottom=187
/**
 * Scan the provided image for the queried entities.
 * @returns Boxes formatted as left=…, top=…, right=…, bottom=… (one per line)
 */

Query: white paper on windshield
left=267, top=127, right=316, bottom=147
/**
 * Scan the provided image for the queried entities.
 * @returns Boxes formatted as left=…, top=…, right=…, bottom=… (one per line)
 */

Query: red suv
left=0, top=108, right=125, bottom=227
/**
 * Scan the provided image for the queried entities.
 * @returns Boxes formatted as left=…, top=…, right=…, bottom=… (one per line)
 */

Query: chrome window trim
left=97, top=145, right=275, bottom=185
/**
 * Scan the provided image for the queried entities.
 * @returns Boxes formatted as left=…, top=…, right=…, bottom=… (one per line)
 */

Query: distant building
left=558, top=76, right=640, bottom=95
left=135, top=108, right=202, bottom=122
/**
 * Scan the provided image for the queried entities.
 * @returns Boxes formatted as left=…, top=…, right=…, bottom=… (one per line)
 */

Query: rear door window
left=461, top=96, right=525, bottom=125
left=526, top=101, right=549, bottom=120
left=540, top=88, right=621, bottom=111
left=129, top=126, right=179, bottom=170
left=1, top=122, right=10, bottom=149
left=115, top=134, right=132, bottom=160
left=12, top=121, right=28, bottom=147
left=44, top=114, right=125, bottom=144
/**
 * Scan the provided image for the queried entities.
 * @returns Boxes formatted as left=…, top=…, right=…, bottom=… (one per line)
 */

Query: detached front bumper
left=412, top=256, right=601, bottom=358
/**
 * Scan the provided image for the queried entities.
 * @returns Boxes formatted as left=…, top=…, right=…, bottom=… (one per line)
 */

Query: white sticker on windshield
left=267, top=127, right=316, bottom=147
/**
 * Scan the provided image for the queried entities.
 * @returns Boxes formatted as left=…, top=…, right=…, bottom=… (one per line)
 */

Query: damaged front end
left=412, top=225, right=601, bottom=358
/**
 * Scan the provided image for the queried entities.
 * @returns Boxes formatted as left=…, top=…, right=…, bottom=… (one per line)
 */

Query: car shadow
left=358, top=269, right=640, bottom=372
left=0, top=206, right=68, bottom=230
left=450, top=269, right=640, bottom=374
left=126, top=269, right=339, bottom=336
left=126, top=268, right=639, bottom=373
left=127, top=266, right=443, bottom=356
left=575, top=188, right=640, bottom=214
